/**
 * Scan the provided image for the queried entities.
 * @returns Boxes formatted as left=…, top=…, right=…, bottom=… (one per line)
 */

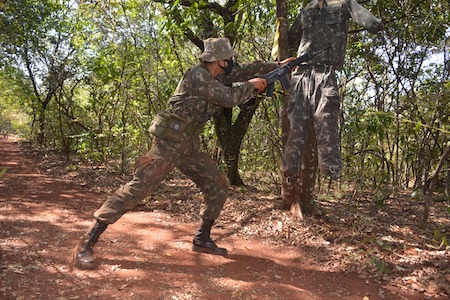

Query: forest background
left=1, top=0, right=450, bottom=213
left=0, top=0, right=450, bottom=298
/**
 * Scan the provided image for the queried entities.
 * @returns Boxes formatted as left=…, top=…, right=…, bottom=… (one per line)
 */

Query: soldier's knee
left=214, top=175, right=229, bottom=202
left=281, top=163, right=299, bottom=178
left=218, top=174, right=229, bottom=191
left=319, top=163, right=341, bottom=180
left=199, top=173, right=228, bottom=203
left=214, top=178, right=228, bottom=204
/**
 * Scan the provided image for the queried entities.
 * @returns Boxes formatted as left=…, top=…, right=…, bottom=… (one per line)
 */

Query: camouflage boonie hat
left=199, top=38, right=239, bottom=62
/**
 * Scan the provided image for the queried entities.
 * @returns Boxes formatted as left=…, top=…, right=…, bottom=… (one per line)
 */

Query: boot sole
left=192, top=244, right=228, bottom=256
left=72, top=244, right=98, bottom=270
left=75, top=261, right=98, bottom=270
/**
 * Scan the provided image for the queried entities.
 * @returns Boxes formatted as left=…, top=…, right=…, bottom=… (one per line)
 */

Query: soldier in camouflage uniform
left=74, top=37, right=293, bottom=270
left=282, top=0, right=384, bottom=194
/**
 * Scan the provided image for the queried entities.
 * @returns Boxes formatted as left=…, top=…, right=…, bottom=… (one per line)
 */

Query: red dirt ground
left=0, top=137, right=448, bottom=300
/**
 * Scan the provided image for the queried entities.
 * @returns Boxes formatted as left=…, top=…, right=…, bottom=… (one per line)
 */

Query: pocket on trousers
left=322, top=85, right=340, bottom=103
left=148, top=114, right=169, bottom=137
left=148, top=112, right=188, bottom=142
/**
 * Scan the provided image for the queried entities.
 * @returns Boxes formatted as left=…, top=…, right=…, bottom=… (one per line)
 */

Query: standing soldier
left=73, top=37, right=293, bottom=270
left=282, top=0, right=384, bottom=203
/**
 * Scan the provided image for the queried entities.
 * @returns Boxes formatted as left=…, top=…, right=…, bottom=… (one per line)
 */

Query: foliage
left=240, top=96, right=284, bottom=186
left=0, top=67, right=33, bottom=136
left=341, top=0, right=450, bottom=194
left=0, top=0, right=449, bottom=205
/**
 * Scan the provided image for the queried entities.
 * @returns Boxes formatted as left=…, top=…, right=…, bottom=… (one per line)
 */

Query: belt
left=148, top=112, right=202, bottom=142
left=165, top=112, right=201, bottom=136
left=184, top=123, right=202, bottom=136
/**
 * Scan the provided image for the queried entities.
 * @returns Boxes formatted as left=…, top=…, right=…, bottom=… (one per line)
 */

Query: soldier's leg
left=281, top=74, right=312, bottom=211
left=313, top=69, right=342, bottom=179
left=296, top=119, right=319, bottom=215
left=281, top=74, right=310, bottom=178
left=178, top=152, right=229, bottom=256
left=282, top=119, right=319, bottom=217
left=95, top=141, right=182, bottom=223
left=74, top=140, right=182, bottom=269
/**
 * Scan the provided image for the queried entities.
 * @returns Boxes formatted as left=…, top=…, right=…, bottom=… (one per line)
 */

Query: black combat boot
left=192, top=218, right=227, bottom=256
left=73, top=221, right=108, bottom=270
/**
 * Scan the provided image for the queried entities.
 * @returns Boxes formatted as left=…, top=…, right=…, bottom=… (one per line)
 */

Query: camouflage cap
left=199, top=38, right=238, bottom=62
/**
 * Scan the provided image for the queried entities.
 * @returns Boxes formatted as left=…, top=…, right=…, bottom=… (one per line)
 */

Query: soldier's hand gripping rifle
left=263, top=47, right=329, bottom=97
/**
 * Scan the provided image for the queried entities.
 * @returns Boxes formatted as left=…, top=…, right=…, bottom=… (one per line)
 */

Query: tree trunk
left=214, top=100, right=259, bottom=186
left=281, top=118, right=318, bottom=215
left=297, top=119, right=318, bottom=214
left=446, top=168, right=450, bottom=200
left=421, top=146, right=450, bottom=228
left=276, top=0, right=290, bottom=145
left=37, top=103, right=48, bottom=146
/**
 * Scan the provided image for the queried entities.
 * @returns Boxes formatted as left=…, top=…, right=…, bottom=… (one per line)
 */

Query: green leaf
left=414, top=122, right=422, bottom=132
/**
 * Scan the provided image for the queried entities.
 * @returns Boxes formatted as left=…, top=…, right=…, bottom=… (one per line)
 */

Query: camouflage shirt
left=167, top=61, right=277, bottom=128
left=289, top=0, right=384, bottom=70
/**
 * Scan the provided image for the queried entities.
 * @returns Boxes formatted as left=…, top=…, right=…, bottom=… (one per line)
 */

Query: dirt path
left=0, top=138, right=439, bottom=300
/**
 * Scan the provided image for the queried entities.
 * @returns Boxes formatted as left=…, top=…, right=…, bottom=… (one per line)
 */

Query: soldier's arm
left=190, top=68, right=256, bottom=108
left=288, top=13, right=303, bottom=55
left=219, top=61, right=278, bottom=85
left=346, top=0, right=384, bottom=33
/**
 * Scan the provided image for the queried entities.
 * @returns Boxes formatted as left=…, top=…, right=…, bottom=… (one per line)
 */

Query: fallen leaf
left=231, top=289, right=243, bottom=298
left=411, top=282, right=425, bottom=292
left=395, top=265, right=405, bottom=272
left=445, top=274, right=450, bottom=283
left=25, top=264, right=40, bottom=271
left=426, top=280, right=439, bottom=293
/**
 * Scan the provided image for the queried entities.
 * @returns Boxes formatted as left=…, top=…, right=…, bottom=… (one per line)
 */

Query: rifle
left=263, top=47, right=329, bottom=97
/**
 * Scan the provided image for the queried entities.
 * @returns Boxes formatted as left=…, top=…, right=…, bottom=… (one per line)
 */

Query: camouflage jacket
left=166, top=61, right=277, bottom=128
left=289, top=0, right=384, bottom=70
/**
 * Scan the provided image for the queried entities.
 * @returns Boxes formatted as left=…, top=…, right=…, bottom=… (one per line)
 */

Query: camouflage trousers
left=94, top=137, right=229, bottom=224
left=282, top=65, right=342, bottom=179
